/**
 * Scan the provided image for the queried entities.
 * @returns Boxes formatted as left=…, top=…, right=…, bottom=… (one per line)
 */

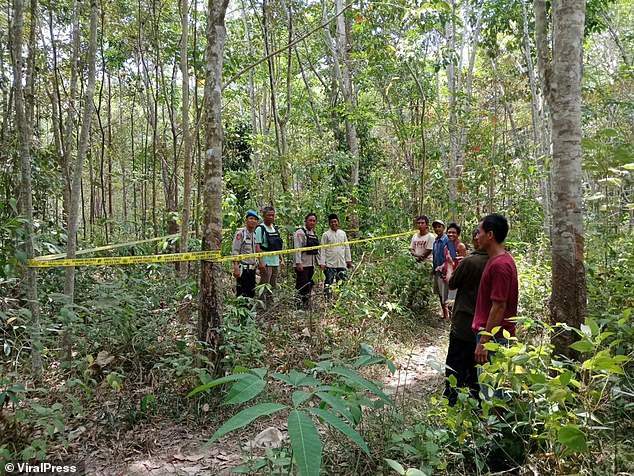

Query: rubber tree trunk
left=199, top=0, right=228, bottom=363
left=535, top=0, right=587, bottom=358
left=12, top=0, right=42, bottom=376
left=64, top=0, right=99, bottom=302
left=179, top=0, right=193, bottom=275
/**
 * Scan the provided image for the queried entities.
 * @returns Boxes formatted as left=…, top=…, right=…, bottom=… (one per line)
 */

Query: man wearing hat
left=432, top=219, right=450, bottom=319
left=232, top=210, right=260, bottom=298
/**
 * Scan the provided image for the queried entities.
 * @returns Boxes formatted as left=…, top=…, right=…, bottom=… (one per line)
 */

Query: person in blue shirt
left=432, top=219, right=450, bottom=319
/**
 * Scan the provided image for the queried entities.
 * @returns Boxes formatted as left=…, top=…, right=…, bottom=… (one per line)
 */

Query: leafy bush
left=189, top=347, right=396, bottom=475
left=387, top=316, right=633, bottom=474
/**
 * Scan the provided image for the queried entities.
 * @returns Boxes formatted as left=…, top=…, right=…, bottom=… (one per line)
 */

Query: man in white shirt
left=409, top=215, right=434, bottom=262
left=319, top=213, right=352, bottom=298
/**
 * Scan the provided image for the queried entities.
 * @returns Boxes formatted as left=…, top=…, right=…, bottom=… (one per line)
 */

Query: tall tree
left=64, top=0, right=99, bottom=301
left=199, top=0, right=229, bottom=358
left=535, top=0, right=587, bottom=357
left=179, top=0, right=193, bottom=273
left=323, top=0, right=359, bottom=234
left=12, top=0, right=42, bottom=375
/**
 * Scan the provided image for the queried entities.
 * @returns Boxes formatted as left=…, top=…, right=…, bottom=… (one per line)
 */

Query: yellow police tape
left=35, top=229, right=230, bottom=261
left=27, top=230, right=415, bottom=268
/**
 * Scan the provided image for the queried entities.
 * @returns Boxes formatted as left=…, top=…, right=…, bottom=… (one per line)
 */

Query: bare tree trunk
left=323, top=0, right=359, bottom=235
left=179, top=0, right=193, bottom=274
left=12, top=0, right=42, bottom=376
left=447, top=0, right=483, bottom=205
left=523, top=1, right=551, bottom=235
left=535, top=0, right=587, bottom=358
left=64, top=0, right=99, bottom=302
left=262, top=0, right=291, bottom=193
left=199, top=0, right=228, bottom=362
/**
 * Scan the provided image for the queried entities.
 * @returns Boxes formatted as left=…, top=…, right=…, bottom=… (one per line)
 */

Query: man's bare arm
left=475, top=300, right=507, bottom=364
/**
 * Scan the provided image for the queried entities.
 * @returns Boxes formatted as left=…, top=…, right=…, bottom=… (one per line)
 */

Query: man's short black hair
left=415, top=215, right=429, bottom=224
left=481, top=214, right=509, bottom=243
left=447, top=222, right=461, bottom=235
left=328, top=213, right=339, bottom=222
left=262, top=206, right=275, bottom=215
left=305, top=212, right=317, bottom=221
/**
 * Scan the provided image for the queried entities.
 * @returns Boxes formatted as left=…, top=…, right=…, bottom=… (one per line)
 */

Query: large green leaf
left=288, top=409, right=322, bottom=476
left=557, top=426, right=587, bottom=452
left=331, top=367, right=393, bottom=405
left=308, top=408, right=370, bottom=454
left=188, top=374, right=249, bottom=398
left=208, top=403, right=287, bottom=443
left=315, top=392, right=355, bottom=423
left=224, top=374, right=266, bottom=405
left=569, top=340, right=593, bottom=353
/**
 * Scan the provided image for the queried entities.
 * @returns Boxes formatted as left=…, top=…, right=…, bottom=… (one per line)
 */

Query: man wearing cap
left=432, top=219, right=450, bottom=320
left=232, top=210, right=260, bottom=298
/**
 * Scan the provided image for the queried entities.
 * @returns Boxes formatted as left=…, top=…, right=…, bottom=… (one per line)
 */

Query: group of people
left=232, top=207, right=517, bottom=403
left=231, top=207, right=352, bottom=308
left=410, top=214, right=518, bottom=404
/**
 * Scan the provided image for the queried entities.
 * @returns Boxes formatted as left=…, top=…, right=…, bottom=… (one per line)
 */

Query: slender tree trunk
left=179, top=0, right=193, bottom=275
left=199, top=0, right=228, bottom=360
left=323, top=0, right=359, bottom=234
left=447, top=0, right=483, bottom=205
left=523, top=1, right=552, bottom=235
left=535, top=0, right=587, bottom=358
left=12, top=0, right=42, bottom=376
left=64, top=0, right=99, bottom=302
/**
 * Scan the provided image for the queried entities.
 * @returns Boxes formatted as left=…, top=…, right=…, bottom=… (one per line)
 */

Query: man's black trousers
left=444, top=332, right=480, bottom=405
left=295, top=266, right=315, bottom=306
left=236, top=268, right=256, bottom=298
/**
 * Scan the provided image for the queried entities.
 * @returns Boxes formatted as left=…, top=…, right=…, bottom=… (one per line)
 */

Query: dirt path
left=88, top=323, right=450, bottom=475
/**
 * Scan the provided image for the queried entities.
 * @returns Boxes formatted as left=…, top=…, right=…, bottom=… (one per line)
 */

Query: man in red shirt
left=472, top=214, right=518, bottom=369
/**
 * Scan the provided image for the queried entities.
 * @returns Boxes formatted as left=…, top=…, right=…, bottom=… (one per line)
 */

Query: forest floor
left=85, top=316, right=450, bottom=476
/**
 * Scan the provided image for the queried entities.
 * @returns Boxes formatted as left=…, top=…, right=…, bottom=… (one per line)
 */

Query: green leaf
left=292, top=390, right=313, bottom=408
left=315, top=392, right=355, bottom=423
left=208, top=403, right=287, bottom=443
left=188, top=374, right=249, bottom=398
left=224, top=375, right=266, bottom=405
left=559, top=370, right=573, bottom=386
left=288, top=410, right=321, bottom=476
left=387, top=360, right=396, bottom=375
left=405, top=469, right=427, bottom=476
left=250, top=368, right=267, bottom=378
left=297, top=376, right=322, bottom=386
left=385, top=458, right=406, bottom=475
left=557, top=426, right=588, bottom=452
left=308, top=408, right=370, bottom=454
left=271, top=373, right=294, bottom=385
left=288, top=369, right=308, bottom=386
left=569, top=340, right=594, bottom=353
left=330, top=367, right=393, bottom=405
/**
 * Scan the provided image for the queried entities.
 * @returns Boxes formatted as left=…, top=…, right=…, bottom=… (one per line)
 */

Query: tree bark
left=323, top=0, right=360, bottom=235
left=64, top=0, right=99, bottom=302
left=179, top=0, right=193, bottom=274
left=12, top=0, right=42, bottom=376
left=199, top=0, right=228, bottom=362
left=535, top=0, right=587, bottom=358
